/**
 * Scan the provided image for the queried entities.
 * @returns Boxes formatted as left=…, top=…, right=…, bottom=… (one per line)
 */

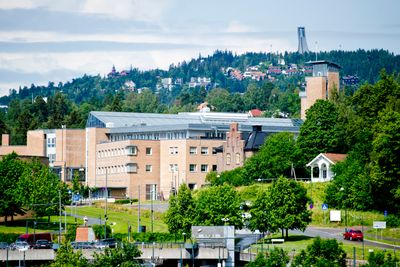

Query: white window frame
left=201, top=147, right=209, bottom=155
left=201, top=164, right=208, bottom=172
left=189, top=164, right=197, bottom=172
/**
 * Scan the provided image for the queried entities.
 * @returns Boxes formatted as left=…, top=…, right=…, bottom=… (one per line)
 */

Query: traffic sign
left=322, top=203, right=328, bottom=210
left=73, top=194, right=80, bottom=202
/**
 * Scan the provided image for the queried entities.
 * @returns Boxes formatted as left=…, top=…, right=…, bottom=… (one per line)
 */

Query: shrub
left=131, top=232, right=182, bottom=243
left=0, top=233, right=20, bottom=244
left=386, top=214, right=400, bottom=227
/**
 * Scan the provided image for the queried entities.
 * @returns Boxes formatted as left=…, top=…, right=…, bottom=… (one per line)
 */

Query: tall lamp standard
left=340, top=187, right=347, bottom=227
left=104, top=167, right=108, bottom=239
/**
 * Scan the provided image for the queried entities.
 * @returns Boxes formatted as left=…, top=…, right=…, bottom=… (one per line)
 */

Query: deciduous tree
left=193, top=185, right=243, bottom=228
left=254, top=177, right=311, bottom=238
left=164, top=184, right=195, bottom=235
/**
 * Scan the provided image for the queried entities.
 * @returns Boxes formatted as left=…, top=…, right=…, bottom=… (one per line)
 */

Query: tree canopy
left=250, top=177, right=311, bottom=238
left=193, top=185, right=243, bottom=228
left=164, top=184, right=195, bottom=235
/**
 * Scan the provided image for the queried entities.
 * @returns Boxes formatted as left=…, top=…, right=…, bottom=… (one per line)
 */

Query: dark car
left=34, top=239, right=52, bottom=249
left=101, top=238, right=116, bottom=248
left=343, top=229, right=364, bottom=241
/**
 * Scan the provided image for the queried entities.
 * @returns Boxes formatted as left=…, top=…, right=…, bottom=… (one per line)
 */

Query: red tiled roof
left=323, top=153, right=347, bottom=163
left=249, top=109, right=263, bottom=117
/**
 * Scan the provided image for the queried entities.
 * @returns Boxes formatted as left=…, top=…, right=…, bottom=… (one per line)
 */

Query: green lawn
left=0, top=216, right=82, bottom=235
left=66, top=205, right=168, bottom=234
left=250, top=235, right=399, bottom=261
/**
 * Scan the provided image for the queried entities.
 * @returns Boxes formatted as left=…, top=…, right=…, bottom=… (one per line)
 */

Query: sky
left=0, top=0, right=399, bottom=96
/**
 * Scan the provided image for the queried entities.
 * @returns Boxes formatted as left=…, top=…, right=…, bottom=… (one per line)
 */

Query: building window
left=235, top=153, right=240, bottom=164
left=212, top=147, right=218, bottom=155
left=146, top=147, right=152, bottom=155
left=189, top=164, right=197, bottom=172
left=226, top=154, right=231, bottom=165
left=126, top=163, right=138, bottom=173
left=169, top=146, right=178, bottom=155
left=201, top=147, right=209, bottom=155
left=169, top=164, right=178, bottom=172
left=126, top=146, right=137, bottom=156
left=189, top=146, right=197, bottom=155
left=146, top=165, right=152, bottom=172
left=201, top=164, right=208, bottom=172
left=212, top=165, right=217, bottom=171
left=146, top=184, right=157, bottom=200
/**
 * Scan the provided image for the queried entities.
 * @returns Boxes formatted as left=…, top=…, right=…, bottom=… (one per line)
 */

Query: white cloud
left=0, top=0, right=173, bottom=23
left=226, top=20, right=255, bottom=33
left=0, top=0, right=35, bottom=9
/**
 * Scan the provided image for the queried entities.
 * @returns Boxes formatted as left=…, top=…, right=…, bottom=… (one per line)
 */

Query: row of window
left=109, top=131, right=188, bottom=142
left=97, top=163, right=216, bottom=174
left=98, top=146, right=153, bottom=158
left=189, top=164, right=213, bottom=172
left=170, top=146, right=218, bottom=155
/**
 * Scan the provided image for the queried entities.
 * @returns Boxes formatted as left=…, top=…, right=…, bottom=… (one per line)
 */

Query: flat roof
left=305, top=60, right=341, bottom=69
left=87, top=111, right=302, bottom=133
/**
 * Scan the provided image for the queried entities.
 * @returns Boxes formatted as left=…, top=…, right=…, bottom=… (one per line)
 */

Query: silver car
left=11, top=241, right=30, bottom=250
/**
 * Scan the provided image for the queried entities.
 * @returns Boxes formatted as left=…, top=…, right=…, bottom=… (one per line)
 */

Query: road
left=66, top=205, right=399, bottom=251
left=291, top=226, right=400, bottom=250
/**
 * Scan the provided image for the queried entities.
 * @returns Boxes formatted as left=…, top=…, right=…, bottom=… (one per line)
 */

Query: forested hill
left=0, top=49, right=399, bottom=145
left=1, top=49, right=399, bottom=107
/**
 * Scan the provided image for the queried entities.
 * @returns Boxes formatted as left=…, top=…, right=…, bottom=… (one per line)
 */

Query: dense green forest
left=0, top=49, right=399, bottom=145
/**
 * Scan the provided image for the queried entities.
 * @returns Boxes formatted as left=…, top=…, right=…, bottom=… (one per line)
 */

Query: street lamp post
left=340, top=187, right=347, bottom=227
left=151, top=188, right=154, bottom=233
left=104, top=167, right=108, bottom=239
left=58, top=188, right=62, bottom=244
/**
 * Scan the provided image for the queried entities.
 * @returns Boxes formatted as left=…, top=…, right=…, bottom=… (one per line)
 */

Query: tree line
left=165, top=179, right=311, bottom=240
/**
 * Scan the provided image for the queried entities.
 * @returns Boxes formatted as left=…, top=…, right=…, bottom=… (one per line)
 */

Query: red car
left=343, top=229, right=364, bottom=241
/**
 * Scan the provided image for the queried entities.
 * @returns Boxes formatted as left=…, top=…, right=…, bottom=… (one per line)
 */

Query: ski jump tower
left=297, top=27, right=310, bottom=54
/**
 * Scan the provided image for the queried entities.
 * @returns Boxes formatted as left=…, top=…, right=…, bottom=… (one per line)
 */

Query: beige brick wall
left=0, top=130, right=46, bottom=157
left=86, top=128, right=109, bottom=187
left=327, top=72, right=340, bottom=98
left=26, top=130, right=46, bottom=156
left=218, top=123, right=245, bottom=172
left=160, top=138, right=223, bottom=199
left=95, top=139, right=160, bottom=200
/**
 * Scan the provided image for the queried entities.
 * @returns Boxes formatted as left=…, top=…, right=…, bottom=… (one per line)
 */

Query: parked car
left=343, top=229, right=364, bottom=241
left=11, top=241, right=30, bottom=250
left=71, top=241, right=94, bottom=249
left=0, top=242, right=8, bottom=249
left=34, top=239, right=52, bottom=249
left=17, top=233, right=52, bottom=246
left=101, top=238, right=117, bottom=248
left=94, top=240, right=109, bottom=250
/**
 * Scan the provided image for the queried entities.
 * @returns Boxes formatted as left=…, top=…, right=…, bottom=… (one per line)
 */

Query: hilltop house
left=307, top=153, right=347, bottom=182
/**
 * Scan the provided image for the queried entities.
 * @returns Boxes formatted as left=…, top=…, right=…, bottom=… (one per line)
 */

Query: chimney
left=1, top=134, right=9, bottom=146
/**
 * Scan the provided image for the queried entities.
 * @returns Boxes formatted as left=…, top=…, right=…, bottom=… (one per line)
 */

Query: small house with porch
left=307, top=153, right=347, bottom=182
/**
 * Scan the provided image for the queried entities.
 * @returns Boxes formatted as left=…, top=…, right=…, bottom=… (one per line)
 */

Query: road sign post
left=322, top=204, right=328, bottom=224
